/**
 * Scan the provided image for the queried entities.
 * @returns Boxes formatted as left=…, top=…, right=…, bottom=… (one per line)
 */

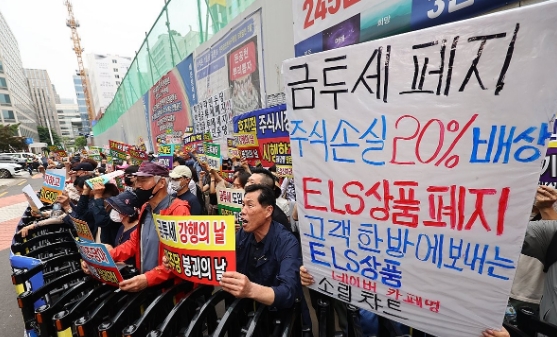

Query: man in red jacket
left=82, top=162, right=191, bottom=292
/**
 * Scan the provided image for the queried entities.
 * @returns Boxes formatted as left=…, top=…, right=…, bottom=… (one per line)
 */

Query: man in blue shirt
left=219, top=184, right=302, bottom=311
left=169, top=165, right=202, bottom=215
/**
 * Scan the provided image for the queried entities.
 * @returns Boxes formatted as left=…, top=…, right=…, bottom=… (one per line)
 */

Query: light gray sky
left=0, top=0, right=166, bottom=100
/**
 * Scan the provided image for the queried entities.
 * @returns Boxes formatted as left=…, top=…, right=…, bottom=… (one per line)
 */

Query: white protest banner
left=283, top=2, right=557, bottom=337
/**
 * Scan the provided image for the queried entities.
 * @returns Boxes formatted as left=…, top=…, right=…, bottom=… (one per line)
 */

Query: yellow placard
left=153, top=215, right=236, bottom=251
left=39, top=186, right=61, bottom=204
left=234, top=132, right=259, bottom=148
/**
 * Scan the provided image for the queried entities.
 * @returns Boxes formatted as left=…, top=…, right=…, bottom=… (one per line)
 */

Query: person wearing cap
left=83, top=161, right=192, bottom=292
left=123, top=165, right=139, bottom=191
left=105, top=191, right=140, bottom=266
left=169, top=165, right=202, bottom=215
left=71, top=162, right=96, bottom=176
left=88, top=181, right=120, bottom=244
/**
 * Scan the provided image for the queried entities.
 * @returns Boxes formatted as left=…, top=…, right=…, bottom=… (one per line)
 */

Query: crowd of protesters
left=17, top=147, right=543, bottom=337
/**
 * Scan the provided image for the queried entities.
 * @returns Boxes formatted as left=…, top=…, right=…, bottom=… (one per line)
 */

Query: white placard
left=22, top=184, right=44, bottom=211
left=283, top=2, right=557, bottom=337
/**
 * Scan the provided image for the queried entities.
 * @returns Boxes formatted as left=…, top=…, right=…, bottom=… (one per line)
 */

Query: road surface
left=0, top=172, right=44, bottom=337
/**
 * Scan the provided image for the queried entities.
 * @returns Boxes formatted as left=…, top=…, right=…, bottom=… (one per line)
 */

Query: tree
left=74, top=136, right=87, bottom=149
left=37, top=126, right=62, bottom=147
left=0, top=124, right=27, bottom=152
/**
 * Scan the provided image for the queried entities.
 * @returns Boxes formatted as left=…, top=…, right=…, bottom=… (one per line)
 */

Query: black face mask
left=124, top=177, right=133, bottom=186
left=134, top=185, right=156, bottom=205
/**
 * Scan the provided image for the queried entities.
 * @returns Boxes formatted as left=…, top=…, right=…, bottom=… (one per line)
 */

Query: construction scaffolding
left=92, top=0, right=255, bottom=136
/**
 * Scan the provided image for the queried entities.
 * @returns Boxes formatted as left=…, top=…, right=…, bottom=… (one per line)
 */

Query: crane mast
left=64, top=0, right=94, bottom=133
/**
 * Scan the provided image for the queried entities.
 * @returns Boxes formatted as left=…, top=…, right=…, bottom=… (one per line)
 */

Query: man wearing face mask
left=82, top=162, right=192, bottom=292
left=169, top=165, right=202, bottom=215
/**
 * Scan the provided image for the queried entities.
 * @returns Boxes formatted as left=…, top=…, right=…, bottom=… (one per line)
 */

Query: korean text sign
left=204, top=142, right=222, bottom=171
left=217, top=187, right=244, bottom=227
left=76, top=241, right=124, bottom=286
left=283, top=3, right=557, bottom=337
left=157, top=144, right=175, bottom=169
left=153, top=215, right=236, bottom=286
left=39, top=169, right=66, bottom=204
left=232, top=105, right=291, bottom=167
left=539, top=144, right=557, bottom=188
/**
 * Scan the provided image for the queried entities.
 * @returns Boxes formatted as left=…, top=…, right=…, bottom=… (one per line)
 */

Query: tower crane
left=64, top=0, right=95, bottom=136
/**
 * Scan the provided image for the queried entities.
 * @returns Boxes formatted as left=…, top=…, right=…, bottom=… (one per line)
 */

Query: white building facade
left=85, top=53, right=131, bottom=120
left=56, top=101, right=82, bottom=142
left=0, top=11, right=39, bottom=141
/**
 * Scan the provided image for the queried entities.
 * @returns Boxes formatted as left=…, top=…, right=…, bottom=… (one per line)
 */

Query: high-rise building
left=85, top=53, right=131, bottom=120
left=0, top=11, right=39, bottom=141
left=72, top=74, right=90, bottom=133
left=25, top=68, right=62, bottom=136
left=56, top=100, right=82, bottom=142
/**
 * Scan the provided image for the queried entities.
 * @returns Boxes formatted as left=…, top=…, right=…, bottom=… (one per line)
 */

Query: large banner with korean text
left=284, top=3, right=557, bottom=337
left=292, top=0, right=519, bottom=57
left=194, top=9, right=265, bottom=140
left=153, top=215, right=236, bottom=286
left=232, top=104, right=291, bottom=168
left=144, top=54, right=198, bottom=148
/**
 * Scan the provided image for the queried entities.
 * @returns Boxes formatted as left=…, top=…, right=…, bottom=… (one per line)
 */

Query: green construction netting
left=93, top=0, right=255, bottom=136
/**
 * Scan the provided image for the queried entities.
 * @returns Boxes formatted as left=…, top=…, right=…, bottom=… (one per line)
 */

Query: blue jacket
left=236, top=220, right=302, bottom=310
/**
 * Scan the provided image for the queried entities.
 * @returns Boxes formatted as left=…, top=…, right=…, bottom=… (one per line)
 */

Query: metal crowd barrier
left=12, top=204, right=556, bottom=337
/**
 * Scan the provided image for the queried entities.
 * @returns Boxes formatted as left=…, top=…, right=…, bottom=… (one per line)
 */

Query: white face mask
left=109, top=209, right=122, bottom=222
left=170, top=180, right=183, bottom=192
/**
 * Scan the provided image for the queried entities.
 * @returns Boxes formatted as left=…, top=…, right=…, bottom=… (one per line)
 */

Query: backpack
left=196, top=184, right=208, bottom=215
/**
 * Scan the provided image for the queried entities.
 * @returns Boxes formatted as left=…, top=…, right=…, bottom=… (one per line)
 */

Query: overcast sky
left=0, top=0, right=166, bottom=101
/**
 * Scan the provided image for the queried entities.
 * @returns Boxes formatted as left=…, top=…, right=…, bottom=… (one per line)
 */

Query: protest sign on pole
left=157, top=144, right=175, bottom=169
left=76, top=241, right=124, bottom=286
left=153, top=215, right=236, bottom=286
left=128, top=148, right=149, bottom=165
left=232, top=105, right=290, bottom=167
left=217, top=187, right=244, bottom=227
left=283, top=2, right=557, bottom=336
left=39, top=169, right=66, bottom=204
left=204, top=142, right=222, bottom=171
left=109, top=140, right=131, bottom=160
left=69, top=216, right=94, bottom=242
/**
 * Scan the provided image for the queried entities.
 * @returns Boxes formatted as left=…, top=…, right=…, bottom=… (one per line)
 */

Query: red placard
left=229, top=41, right=256, bottom=81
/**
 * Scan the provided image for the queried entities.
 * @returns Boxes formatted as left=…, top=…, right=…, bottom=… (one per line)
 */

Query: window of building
left=0, top=77, right=7, bottom=89
left=116, top=81, right=121, bottom=86
left=113, top=68, right=118, bottom=72
left=112, top=59, right=117, bottom=63
left=0, top=94, right=11, bottom=106
left=0, top=61, right=3, bottom=73
left=2, top=110, right=15, bottom=120
left=115, top=75, right=120, bottom=79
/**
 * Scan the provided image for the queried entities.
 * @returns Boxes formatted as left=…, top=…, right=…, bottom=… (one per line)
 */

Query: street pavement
left=0, top=173, right=44, bottom=337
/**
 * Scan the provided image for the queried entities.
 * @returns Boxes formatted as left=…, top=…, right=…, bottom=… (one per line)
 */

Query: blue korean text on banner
left=176, top=53, right=198, bottom=107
